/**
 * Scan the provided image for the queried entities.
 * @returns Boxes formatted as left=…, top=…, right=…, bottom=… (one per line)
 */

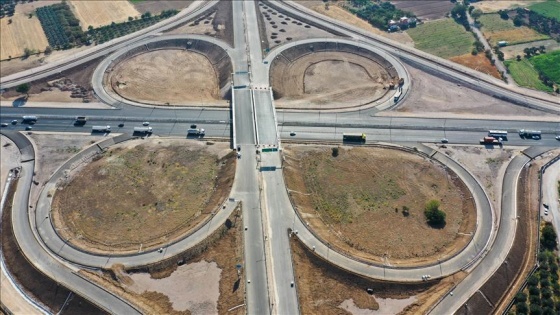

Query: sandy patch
left=68, top=1, right=140, bottom=30
left=128, top=261, right=221, bottom=314
left=0, top=136, right=20, bottom=198
left=339, top=296, right=417, bottom=315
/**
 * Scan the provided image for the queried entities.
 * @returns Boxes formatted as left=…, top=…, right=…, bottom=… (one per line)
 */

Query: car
left=118, top=123, right=125, bottom=128
left=556, top=136, right=560, bottom=140
left=142, top=122, right=150, bottom=126
left=190, top=124, right=197, bottom=129
left=441, top=138, right=449, bottom=143
left=25, top=126, right=32, bottom=131
left=290, top=131, right=296, bottom=136
left=11, top=120, right=17, bottom=125
left=237, top=152, right=241, bottom=159
left=1, top=123, right=8, bottom=127
left=544, top=209, right=549, bottom=216
left=237, top=145, right=241, bottom=151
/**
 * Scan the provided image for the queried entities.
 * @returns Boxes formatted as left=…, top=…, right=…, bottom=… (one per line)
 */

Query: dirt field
left=291, top=236, right=467, bottom=315
left=68, top=1, right=140, bottom=30
left=392, top=61, right=549, bottom=117
left=284, top=145, right=476, bottom=266
left=132, top=1, right=193, bottom=15
left=109, top=50, right=224, bottom=106
left=52, top=139, right=235, bottom=254
left=79, top=209, right=244, bottom=315
left=472, top=0, right=546, bottom=13
left=258, top=2, right=336, bottom=49
left=0, top=11, right=49, bottom=60
left=450, top=53, right=501, bottom=79
left=391, top=0, right=455, bottom=21
left=272, top=51, right=391, bottom=109
left=309, top=4, right=414, bottom=46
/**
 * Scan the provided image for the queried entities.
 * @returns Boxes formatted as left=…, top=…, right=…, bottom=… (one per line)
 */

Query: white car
left=1, top=123, right=8, bottom=127
left=556, top=136, right=560, bottom=140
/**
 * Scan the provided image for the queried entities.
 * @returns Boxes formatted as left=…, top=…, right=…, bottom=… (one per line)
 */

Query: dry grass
left=52, top=140, right=236, bottom=254
left=0, top=12, right=49, bottom=60
left=472, top=0, right=546, bottom=13
left=450, top=53, right=501, bottom=79
left=484, top=28, right=549, bottom=47
left=283, top=145, right=476, bottom=266
left=68, top=0, right=140, bottom=30
left=110, top=50, right=223, bottom=106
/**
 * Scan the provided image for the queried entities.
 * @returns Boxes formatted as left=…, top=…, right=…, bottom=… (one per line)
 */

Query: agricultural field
left=68, top=0, right=140, bottom=30
left=478, top=13, right=549, bottom=46
left=391, top=0, right=455, bottom=21
left=36, top=2, right=83, bottom=49
left=131, top=0, right=193, bottom=15
left=504, top=59, right=554, bottom=92
left=529, top=0, right=560, bottom=21
left=530, top=49, right=560, bottom=84
left=406, top=19, right=475, bottom=59
left=449, top=53, right=501, bottom=79
left=0, top=12, right=48, bottom=60
left=472, top=0, right=546, bottom=13
left=52, top=139, right=236, bottom=254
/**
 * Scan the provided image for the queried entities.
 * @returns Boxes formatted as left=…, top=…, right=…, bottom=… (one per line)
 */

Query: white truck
left=133, top=126, right=153, bottom=134
left=187, top=128, right=205, bottom=137
left=92, top=125, right=111, bottom=133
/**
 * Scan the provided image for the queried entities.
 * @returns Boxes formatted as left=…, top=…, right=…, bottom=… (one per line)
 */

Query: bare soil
left=132, top=1, right=193, bottom=15
left=290, top=236, right=466, bottom=315
left=449, top=53, right=502, bottom=79
left=258, top=2, right=337, bottom=50
left=52, top=140, right=236, bottom=254
left=108, top=50, right=226, bottom=106
left=1, top=177, right=106, bottom=315
left=392, top=62, right=549, bottom=117
left=272, top=52, right=391, bottom=109
left=391, top=0, right=455, bottom=21
left=164, top=0, right=234, bottom=47
left=78, top=209, right=245, bottom=315
left=283, top=145, right=476, bottom=266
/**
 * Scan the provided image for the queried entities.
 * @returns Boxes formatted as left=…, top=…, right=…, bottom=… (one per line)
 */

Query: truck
left=91, top=125, right=111, bottom=133
left=22, top=115, right=38, bottom=123
left=133, top=126, right=153, bottom=134
left=343, top=133, right=366, bottom=143
left=480, top=136, right=500, bottom=145
left=518, top=129, right=541, bottom=139
left=187, top=128, right=205, bottom=137
left=74, top=116, right=87, bottom=125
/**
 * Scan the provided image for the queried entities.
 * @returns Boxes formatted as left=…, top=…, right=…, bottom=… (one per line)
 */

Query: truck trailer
left=133, top=126, right=153, bottom=134
left=480, top=136, right=500, bottom=145
left=343, top=133, right=366, bottom=143
left=187, top=128, right=205, bottom=137
left=518, top=129, right=541, bottom=139
left=92, top=125, right=111, bottom=133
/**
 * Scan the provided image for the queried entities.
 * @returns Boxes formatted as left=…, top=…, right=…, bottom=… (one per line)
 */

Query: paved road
left=1, top=130, right=141, bottom=314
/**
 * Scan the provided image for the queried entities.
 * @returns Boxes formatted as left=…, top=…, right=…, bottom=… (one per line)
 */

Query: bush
left=516, top=302, right=528, bottom=314
left=515, top=292, right=527, bottom=303
left=424, top=200, right=446, bottom=227
left=527, top=274, right=539, bottom=286
left=541, top=223, right=558, bottom=250
left=331, top=147, right=339, bottom=157
left=16, top=83, right=30, bottom=96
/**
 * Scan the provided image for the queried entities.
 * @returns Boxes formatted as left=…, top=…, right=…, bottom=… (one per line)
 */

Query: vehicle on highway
left=393, top=88, right=402, bottom=103
left=518, top=129, right=541, bottom=139
left=91, top=125, right=111, bottom=133
left=25, top=126, right=33, bottom=131
left=544, top=209, right=549, bottom=215
left=74, top=116, right=87, bottom=125
left=22, top=115, right=37, bottom=124
left=190, top=124, right=197, bottom=129
left=142, top=122, right=150, bottom=126
left=118, top=123, right=125, bottom=128
left=290, top=131, right=296, bottom=136
left=556, top=136, right=560, bottom=140
left=441, top=138, right=449, bottom=143
left=480, top=136, right=500, bottom=145
left=343, top=133, right=366, bottom=143
left=237, top=152, right=241, bottom=159
left=488, top=130, right=508, bottom=140
left=1, top=123, right=8, bottom=127
left=133, top=126, right=153, bottom=135
left=237, top=145, right=241, bottom=151
left=187, top=128, right=205, bottom=137
left=11, top=120, right=17, bottom=125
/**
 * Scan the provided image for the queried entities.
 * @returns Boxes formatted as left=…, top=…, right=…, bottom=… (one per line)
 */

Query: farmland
left=529, top=0, right=560, bottom=21
left=449, top=53, right=501, bottom=79
left=68, top=0, right=140, bottom=30
left=391, top=0, right=455, bottom=21
left=36, top=2, right=83, bottom=49
left=530, top=50, right=560, bottom=84
left=478, top=14, right=549, bottom=46
left=407, top=19, right=475, bottom=59
left=504, top=59, right=553, bottom=92
left=0, top=11, right=49, bottom=60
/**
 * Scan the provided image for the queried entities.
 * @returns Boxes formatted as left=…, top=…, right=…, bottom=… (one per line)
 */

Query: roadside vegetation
left=346, top=0, right=416, bottom=30
left=514, top=222, right=559, bottom=315
left=407, top=19, right=475, bottom=58
left=504, top=49, right=559, bottom=92
left=530, top=50, right=560, bottom=86
left=504, top=58, right=554, bottom=92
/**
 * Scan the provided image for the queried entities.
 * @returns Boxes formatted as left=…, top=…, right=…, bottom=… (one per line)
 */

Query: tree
left=16, top=83, right=30, bottom=98
left=516, top=55, right=522, bottom=61
left=529, top=304, right=542, bottom=315
left=424, top=200, right=446, bottom=227
left=541, top=223, right=557, bottom=250
left=515, top=292, right=527, bottom=303
left=499, top=10, right=509, bottom=20
left=332, top=147, right=339, bottom=157
left=513, top=16, right=523, bottom=27
left=471, top=8, right=482, bottom=20
left=44, top=46, right=53, bottom=55
left=128, top=16, right=133, bottom=21
left=516, top=302, right=528, bottom=314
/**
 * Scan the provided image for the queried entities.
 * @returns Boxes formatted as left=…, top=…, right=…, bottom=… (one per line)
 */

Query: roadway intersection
left=1, top=1, right=560, bottom=314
